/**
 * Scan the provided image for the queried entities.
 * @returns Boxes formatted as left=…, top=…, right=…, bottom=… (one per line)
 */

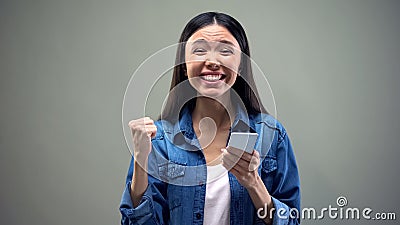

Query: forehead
left=187, top=25, right=240, bottom=48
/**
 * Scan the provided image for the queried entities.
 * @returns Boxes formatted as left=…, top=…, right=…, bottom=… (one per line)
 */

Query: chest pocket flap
left=261, top=155, right=277, bottom=173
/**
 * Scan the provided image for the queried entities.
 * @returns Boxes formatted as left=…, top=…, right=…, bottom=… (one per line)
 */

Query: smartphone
left=227, top=132, right=258, bottom=153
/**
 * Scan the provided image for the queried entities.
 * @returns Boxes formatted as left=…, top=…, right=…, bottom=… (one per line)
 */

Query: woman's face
left=185, top=25, right=241, bottom=97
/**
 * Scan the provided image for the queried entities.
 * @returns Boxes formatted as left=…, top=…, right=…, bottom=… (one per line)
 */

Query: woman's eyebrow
left=192, top=39, right=208, bottom=45
left=191, top=39, right=235, bottom=46
left=218, top=40, right=235, bottom=46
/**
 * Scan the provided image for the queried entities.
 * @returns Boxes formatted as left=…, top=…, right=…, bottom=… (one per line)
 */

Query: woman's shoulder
left=251, top=113, right=287, bottom=136
left=152, top=119, right=179, bottom=140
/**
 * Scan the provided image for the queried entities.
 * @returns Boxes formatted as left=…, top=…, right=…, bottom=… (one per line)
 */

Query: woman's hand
left=128, top=117, right=157, bottom=207
left=222, top=147, right=274, bottom=224
left=128, top=117, right=157, bottom=168
left=221, top=147, right=261, bottom=189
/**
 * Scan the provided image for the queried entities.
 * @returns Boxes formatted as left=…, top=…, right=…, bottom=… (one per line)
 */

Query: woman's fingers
left=226, top=163, right=242, bottom=180
left=129, top=117, right=153, bottom=127
left=222, top=148, right=260, bottom=172
left=128, top=118, right=157, bottom=136
left=226, top=146, right=253, bottom=163
left=128, top=117, right=157, bottom=162
left=144, top=118, right=157, bottom=138
left=249, top=150, right=260, bottom=171
left=222, top=152, right=247, bottom=174
left=145, top=124, right=157, bottom=138
left=222, top=149, right=261, bottom=189
left=143, top=117, right=154, bottom=125
left=222, top=149, right=247, bottom=169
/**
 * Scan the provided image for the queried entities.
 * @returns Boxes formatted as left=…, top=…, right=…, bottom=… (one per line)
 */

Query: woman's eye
left=193, top=48, right=207, bottom=54
left=220, top=48, right=233, bottom=55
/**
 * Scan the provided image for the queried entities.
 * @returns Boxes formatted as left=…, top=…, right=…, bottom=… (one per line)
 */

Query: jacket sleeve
left=120, top=152, right=169, bottom=225
left=256, top=124, right=301, bottom=225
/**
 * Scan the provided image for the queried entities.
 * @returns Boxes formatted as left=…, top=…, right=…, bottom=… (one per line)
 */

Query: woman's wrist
left=246, top=174, right=263, bottom=192
left=130, top=160, right=149, bottom=207
left=133, top=151, right=150, bottom=168
left=246, top=176, right=274, bottom=224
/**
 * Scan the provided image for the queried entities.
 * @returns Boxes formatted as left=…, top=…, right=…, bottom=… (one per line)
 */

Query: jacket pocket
left=261, top=156, right=277, bottom=191
left=158, top=161, right=186, bottom=184
left=261, top=155, right=277, bottom=173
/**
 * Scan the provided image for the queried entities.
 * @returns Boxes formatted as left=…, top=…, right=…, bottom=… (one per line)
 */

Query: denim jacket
left=120, top=105, right=301, bottom=225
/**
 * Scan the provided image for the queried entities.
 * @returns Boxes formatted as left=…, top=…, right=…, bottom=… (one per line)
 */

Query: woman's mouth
left=199, top=72, right=226, bottom=82
left=201, top=74, right=223, bottom=81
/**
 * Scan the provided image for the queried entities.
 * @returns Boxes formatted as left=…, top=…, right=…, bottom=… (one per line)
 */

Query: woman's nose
left=205, top=59, right=221, bottom=70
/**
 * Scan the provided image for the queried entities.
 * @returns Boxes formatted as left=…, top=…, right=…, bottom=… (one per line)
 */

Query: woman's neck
left=192, top=95, right=235, bottom=129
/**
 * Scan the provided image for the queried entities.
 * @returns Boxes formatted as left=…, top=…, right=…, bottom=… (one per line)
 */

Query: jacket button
left=196, top=213, right=202, bottom=219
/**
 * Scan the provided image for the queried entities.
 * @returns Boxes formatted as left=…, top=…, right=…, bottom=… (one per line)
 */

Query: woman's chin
left=196, top=88, right=230, bottom=99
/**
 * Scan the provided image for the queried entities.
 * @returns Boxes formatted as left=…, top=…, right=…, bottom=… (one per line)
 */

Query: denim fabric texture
left=120, top=105, right=301, bottom=225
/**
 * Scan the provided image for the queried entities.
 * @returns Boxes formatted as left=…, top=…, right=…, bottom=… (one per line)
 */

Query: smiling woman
left=120, top=12, right=301, bottom=225
left=185, top=26, right=241, bottom=97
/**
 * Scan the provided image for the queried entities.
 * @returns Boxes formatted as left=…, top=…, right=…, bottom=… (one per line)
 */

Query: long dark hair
left=160, top=12, right=267, bottom=122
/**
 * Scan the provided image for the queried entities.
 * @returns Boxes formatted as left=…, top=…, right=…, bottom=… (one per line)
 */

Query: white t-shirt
left=203, top=163, right=231, bottom=225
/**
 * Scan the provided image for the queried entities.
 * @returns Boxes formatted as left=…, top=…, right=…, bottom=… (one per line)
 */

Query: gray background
left=1, top=0, right=399, bottom=224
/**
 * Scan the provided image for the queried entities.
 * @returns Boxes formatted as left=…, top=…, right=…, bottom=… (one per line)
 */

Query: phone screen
left=227, top=132, right=258, bottom=153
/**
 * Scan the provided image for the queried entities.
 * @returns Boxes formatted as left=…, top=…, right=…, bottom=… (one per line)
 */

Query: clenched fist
left=128, top=117, right=157, bottom=167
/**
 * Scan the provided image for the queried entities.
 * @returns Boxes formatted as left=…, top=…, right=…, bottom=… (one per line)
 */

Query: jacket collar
left=169, top=103, right=258, bottom=140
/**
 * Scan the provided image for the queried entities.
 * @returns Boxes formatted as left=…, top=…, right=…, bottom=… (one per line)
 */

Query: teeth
left=202, top=75, right=222, bottom=81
